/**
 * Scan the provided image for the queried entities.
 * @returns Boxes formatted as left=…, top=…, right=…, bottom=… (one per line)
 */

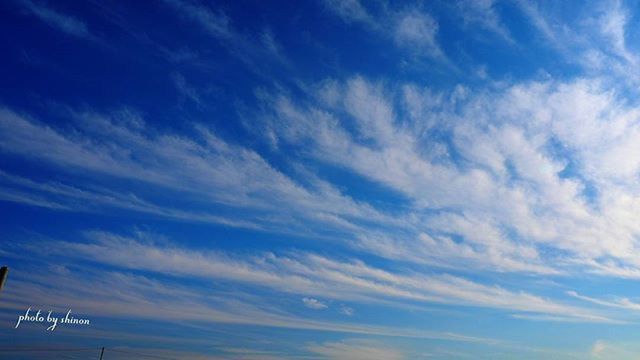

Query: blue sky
left=2, top=0, right=640, bottom=359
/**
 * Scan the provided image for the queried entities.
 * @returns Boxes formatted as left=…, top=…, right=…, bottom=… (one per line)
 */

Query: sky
left=2, top=0, right=640, bottom=359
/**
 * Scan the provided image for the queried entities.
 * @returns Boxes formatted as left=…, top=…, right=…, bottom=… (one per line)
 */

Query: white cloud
left=591, top=340, right=607, bottom=357
left=340, top=306, right=354, bottom=316
left=587, top=340, right=640, bottom=359
left=393, top=11, right=443, bottom=59
left=586, top=339, right=640, bottom=359
left=302, top=297, right=328, bottom=310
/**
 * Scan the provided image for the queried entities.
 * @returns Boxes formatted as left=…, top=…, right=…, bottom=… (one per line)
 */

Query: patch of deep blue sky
left=3, top=0, right=640, bottom=358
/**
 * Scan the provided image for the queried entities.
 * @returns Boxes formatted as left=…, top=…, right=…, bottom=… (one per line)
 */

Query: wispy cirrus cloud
left=599, top=0, right=637, bottom=66
left=253, top=74, right=640, bottom=280
left=7, top=70, right=640, bottom=284
left=12, top=230, right=613, bottom=323
left=456, top=0, right=513, bottom=44
left=321, top=0, right=449, bottom=62
left=17, top=0, right=92, bottom=39
left=162, top=0, right=289, bottom=69
left=7, top=73, right=640, bottom=281
left=0, top=253, right=499, bottom=345
left=321, top=0, right=374, bottom=25
left=512, top=0, right=559, bottom=45
left=568, top=291, right=640, bottom=311
left=512, top=0, right=640, bottom=86
left=0, top=107, right=395, bottom=239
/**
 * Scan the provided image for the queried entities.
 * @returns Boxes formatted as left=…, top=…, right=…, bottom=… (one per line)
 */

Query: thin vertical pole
left=99, top=347, right=105, bottom=360
left=0, top=266, right=8, bottom=293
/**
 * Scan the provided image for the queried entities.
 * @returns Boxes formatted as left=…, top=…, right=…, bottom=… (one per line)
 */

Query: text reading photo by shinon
left=2, top=0, right=640, bottom=359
